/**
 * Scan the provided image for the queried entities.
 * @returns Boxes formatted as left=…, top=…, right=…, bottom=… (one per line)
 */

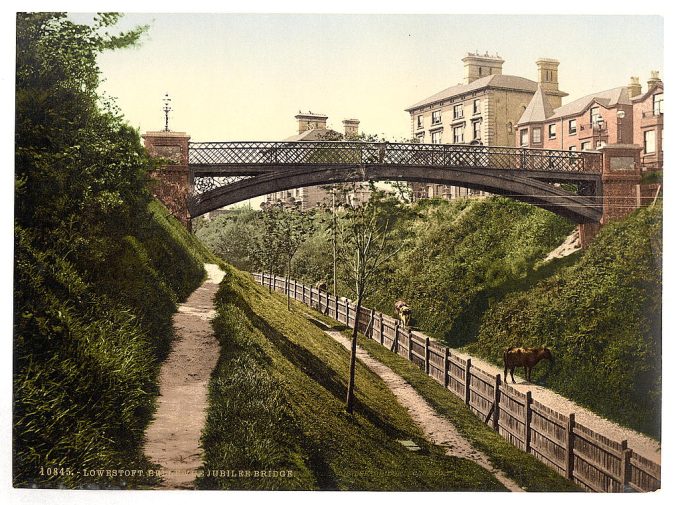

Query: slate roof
left=547, top=87, right=630, bottom=120
left=518, top=85, right=554, bottom=124
left=406, top=74, right=538, bottom=111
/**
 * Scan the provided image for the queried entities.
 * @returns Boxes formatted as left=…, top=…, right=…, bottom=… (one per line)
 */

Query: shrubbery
left=13, top=13, right=211, bottom=487
left=471, top=205, right=662, bottom=437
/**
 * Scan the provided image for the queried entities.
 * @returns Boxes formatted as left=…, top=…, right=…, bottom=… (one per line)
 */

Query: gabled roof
left=518, top=86, right=554, bottom=124
left=631, top=82, right=664, bottom=103
left=547, top=87, right=630, bottom=120
left=406, top=74, right=538, bottom=112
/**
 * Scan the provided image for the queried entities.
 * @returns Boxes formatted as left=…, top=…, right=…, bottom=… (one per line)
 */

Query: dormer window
left=653, top=93, right=664, bottom=115
left=590, top=106, right=601, bottom=126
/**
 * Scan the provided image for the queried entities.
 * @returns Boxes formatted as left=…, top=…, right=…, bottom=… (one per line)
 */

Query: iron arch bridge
left=187, top=141, right=603, bottom=223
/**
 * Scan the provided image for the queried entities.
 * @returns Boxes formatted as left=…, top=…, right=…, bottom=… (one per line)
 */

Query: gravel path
left=453, top=348, right=661, bottom=463
left=144, top=264, right=224, bottom=489
left=325, top=329, right=524, bottom=492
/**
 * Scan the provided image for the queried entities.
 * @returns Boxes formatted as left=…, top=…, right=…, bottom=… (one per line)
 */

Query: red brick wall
left=142, top=131, right=192, bottom=228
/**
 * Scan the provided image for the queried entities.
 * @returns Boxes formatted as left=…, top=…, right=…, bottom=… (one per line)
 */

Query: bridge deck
left=186, top=141, right=603, bottom=223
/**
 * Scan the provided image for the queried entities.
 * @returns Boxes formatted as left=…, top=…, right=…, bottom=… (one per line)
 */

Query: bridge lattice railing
left=189, top=141, right=603, bottom=174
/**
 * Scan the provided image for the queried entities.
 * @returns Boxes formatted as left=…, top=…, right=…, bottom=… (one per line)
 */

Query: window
left=473, top=120, right=482, bottom=140
left=653, top=93, right=664, bottom=115
left=432, top=110, right=442, bottom=125
left=431, top=130, right=442, bottom=144
left=520, top=128, right=529, bottom=147
left=581, top=141, right=591, bottom=150
left=453, top=104, right=464, bottom=119
left=568, top=146, right=576, bottom=151
left=644, top=130, right=656, bottom=154
left=548, top=124, right=557, bottom=139
left=453, top=124, right=465, bottom=143
left=416, top=133, right=425, bottom=144
left=416, top=115, right=424, bottom=129
left=590, top=106, right=600, bottom=126
left=473, top=99, right=481, bottom=115
left=568, top=119, right=577, bottom=135
left=532, top=127, right=541, bottom=144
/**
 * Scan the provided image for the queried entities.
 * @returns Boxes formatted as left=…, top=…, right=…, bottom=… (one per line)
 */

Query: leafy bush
left=13, top=13, right=216, bottom=487
left=471, top=205, right=662, bottom=437
left=364, top=197, right=574, bottom=345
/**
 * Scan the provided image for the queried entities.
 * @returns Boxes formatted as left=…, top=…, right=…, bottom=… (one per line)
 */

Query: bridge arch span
left=188, top=164, right=602, bottom=223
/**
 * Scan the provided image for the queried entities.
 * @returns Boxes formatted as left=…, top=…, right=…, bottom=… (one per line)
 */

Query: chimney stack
left=628, top=76, right=642, bottom=98
left=536, top=58, right=561, bottom=93
left=342, top=118, right=360, bottom=138
left=462, top=51, right=504, bottom=84
left=295, top=111, right=328, bottom=134
left=647, top=70, right=662, bottom=91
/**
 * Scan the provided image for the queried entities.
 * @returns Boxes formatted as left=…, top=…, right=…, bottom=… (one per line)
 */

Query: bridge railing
left=189, top=141, right=602, bottom=174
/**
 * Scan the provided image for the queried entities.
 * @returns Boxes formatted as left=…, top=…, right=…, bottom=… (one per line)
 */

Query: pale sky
left=84, top=12, right=664, bottom=142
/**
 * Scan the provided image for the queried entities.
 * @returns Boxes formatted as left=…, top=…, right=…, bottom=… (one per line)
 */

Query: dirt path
left=325, top=329, right=524, bottom=492
left=453, top=349, right=661, bottom=463
left=144, top=264, right=224, bottom=489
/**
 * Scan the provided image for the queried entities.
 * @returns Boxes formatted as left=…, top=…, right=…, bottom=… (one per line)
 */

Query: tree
left=16, top=13, right=150, bottom=269
left=251, top=203, right=285, bottom=293
left=274, top=201, right=315, bottom=310
left=336, top=187, right=403, bottom=413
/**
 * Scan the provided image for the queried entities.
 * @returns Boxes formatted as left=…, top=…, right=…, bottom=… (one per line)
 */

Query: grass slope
left=470, top=204, right=662, bottom=438
left=13, top=200, right=215, bottom=488
left=295, top=306, right=581, bottom=492
left=365, top=197, right=575, bottom=346
left=197, top=267, right=506, bottom=491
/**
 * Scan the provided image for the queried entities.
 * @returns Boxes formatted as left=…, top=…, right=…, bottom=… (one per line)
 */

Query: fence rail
left=252, top=272, right=661, bottom=493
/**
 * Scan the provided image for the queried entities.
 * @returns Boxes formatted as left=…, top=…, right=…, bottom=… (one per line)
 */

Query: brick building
left=516, top=71, right=663, bottom=173
left=405, top=52, right=567, bottom=200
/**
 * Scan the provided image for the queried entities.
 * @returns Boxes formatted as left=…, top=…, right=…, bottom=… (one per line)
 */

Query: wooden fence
left=253, top=273, right=661, bottom=492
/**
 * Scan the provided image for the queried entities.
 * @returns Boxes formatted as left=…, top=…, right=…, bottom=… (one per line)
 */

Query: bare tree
left=337, top=187, right=402, bottom=413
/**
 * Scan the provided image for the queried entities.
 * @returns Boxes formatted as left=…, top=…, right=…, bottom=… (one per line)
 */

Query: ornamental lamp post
left=163, top=93, right=172, bottom=132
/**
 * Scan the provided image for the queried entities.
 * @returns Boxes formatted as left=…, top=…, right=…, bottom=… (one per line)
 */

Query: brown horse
left=394, top=300, right=412, bottom=327
left=503, top=347, right=554, bottom=384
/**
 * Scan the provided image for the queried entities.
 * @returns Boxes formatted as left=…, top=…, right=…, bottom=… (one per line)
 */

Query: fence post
left=425, top=337, right=430, bottom=376
left=334, top=296, right=339, bottom=321
left=620, top=440, right=632, bottom=491
left=364, top=309, right=375, bottom=338
left=379, top=314, right=384, bottom=345
left=407, top=328, right=412, bottom=360
left=325, top=291, right=330, bottom=316
left=493, top=374, right=501, bottom=431
left=444, top=348, right=450, bottom=389
left=566, top=413, right=576, bottom=480
left=524, top=391, right=533, bottom=453
left=464, top=358, right=472, bottom=406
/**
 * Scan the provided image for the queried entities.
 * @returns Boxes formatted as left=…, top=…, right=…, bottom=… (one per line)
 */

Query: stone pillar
left=142, top=131, right=192, bottom=229
left=579, top=144, right=642, bottom=248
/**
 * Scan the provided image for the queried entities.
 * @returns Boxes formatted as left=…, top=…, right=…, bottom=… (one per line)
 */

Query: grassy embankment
left=196, top=266, right=508, bottom=491
left=471, top=204, right=662, bottom=438
left=14, top=200, right=215, bottom=488
left=353, top=197, right=661, bottom=439
left=199, top=269, right=575, bottom=491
